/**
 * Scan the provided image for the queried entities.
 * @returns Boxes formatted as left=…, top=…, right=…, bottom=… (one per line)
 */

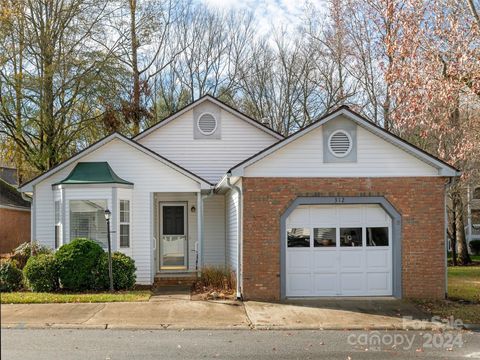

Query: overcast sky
left=199, top=0, right=327, bottom=35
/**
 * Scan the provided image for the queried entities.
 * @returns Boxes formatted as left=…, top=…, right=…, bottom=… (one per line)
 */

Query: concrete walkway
left=1, top=298, right=442, bottom=330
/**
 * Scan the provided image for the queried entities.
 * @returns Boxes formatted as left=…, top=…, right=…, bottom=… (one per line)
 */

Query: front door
left=160, top=203, right=187, bottom=270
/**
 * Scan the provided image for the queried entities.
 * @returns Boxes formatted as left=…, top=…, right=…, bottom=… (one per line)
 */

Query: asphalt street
left=2, top=329, right=480, bottom=359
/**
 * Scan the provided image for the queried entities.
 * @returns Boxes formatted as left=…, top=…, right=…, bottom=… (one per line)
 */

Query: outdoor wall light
left=191, top=206, right=196, bottom=213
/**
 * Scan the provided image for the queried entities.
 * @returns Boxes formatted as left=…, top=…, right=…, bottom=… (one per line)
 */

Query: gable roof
left=19, top=133, right=213, bottom=192
left=133, top=95, right=284, bottom=141
left=228, top=105, right=460, bottom=177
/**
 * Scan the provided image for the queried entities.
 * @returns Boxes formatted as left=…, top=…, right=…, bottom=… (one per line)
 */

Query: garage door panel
left=366, top=272, right=390, bottom=293
left=365, top=206, right=390, bottom=224
left=340, top=250, right=363, bottom=270
left=286, top=207, right=310, bottom=225
left=310, top=206, right=337, bottom=224
left=313, top=273, right=337, bottom=295
left=366, top=250, right=390, bottom=269
left=287, top=251, right=310, bottom=272
left=287, top=274, right=311, bottom=295
left=312, top=251, right=337, bottom=270
left=340, top=273, right=365, bottom=292
left=338, top=206, right=363, bottom=225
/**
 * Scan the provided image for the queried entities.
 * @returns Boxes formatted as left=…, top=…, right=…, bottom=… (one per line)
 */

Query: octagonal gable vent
left=328, top=130, right=352, bottom=157
left=197, top=113, right=217, bottom=135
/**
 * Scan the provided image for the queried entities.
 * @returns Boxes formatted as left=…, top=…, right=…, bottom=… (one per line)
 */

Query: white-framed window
left=54, top=200, right=61, bottom=249
left=119, top=199, right=130, bottom=248
left=70, top=199, right=108, bottom=248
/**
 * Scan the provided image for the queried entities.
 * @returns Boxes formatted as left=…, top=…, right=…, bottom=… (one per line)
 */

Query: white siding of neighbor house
left=33, top=138, right=201, bottom=284
left=244, top=118, right=439, bottom=177
left=203, top=194, right=226, bottom=267
left=225, top=181, right=241, bottom=273
left=138, top=105, right=278, bottom=183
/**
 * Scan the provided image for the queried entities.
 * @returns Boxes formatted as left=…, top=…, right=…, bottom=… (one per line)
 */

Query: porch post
left=197, top=191, right=203, bottom=270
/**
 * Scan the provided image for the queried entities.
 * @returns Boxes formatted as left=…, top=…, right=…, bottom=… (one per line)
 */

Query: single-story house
left=19, top=95, right=460, bottom=300
left=1, top=178, right=31, bottom=254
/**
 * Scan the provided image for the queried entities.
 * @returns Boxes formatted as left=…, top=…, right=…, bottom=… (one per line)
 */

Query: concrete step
left=153, top=274, right=198, bottom=287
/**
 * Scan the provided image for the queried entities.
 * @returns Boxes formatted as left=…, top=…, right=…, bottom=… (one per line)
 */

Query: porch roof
left=53, top=162, right=133, bottom=186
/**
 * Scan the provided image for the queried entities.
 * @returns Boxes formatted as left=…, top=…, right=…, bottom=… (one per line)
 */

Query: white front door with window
left=160, top=203, right=188, bottom=270
left=286, top=204, right=392, bottom=297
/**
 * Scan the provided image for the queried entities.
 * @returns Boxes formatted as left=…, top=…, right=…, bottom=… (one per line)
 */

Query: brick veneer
left=241, top=177, right=447, bottom=301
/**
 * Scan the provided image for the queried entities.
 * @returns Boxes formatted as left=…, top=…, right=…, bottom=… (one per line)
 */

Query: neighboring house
left=0, top=178, right=31, bottom=254
left=19, top=95, right=460, bottom=300
left=466, top=185, right=480, bottom=253
left=0, top=166, right=18, bottom=186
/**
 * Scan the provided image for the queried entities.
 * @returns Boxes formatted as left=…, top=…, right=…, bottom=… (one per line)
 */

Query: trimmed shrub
left=95, top=252, right=136, bottom=290
left=23, top=254, right=59, bottom=292
left=0, top=260, right=23, bottom=292
left=55, top=238, right=104, bottom=291
left=199, top=266, right=235, bottom=290
left=11, top=241, right=52, bottom=269
left=470, top=240, right=480, bottom=255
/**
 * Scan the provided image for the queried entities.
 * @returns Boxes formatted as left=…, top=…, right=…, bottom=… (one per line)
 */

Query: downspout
left=226, top=172, right=242, bottom=300
left=444, top=177, right=455, bottom=299
left=198, top=187, right=215, bottom=271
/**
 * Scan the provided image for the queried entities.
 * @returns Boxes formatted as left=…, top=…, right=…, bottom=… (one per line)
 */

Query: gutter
left=226, top=172, right=242, bottom=300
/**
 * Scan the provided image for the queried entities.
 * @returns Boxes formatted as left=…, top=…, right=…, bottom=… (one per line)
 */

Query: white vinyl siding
left=33, top=138, right=201, bottom=284
left=225, top=188, right=239, bottom=272
left=203, top=194, right=226, bottom=267
left=138, top=106, right=278, bottom=183
left=244, top=117, right=439, bottom=177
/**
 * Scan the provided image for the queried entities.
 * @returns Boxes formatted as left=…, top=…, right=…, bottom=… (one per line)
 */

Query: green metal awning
left=53, top=162, right=133, bottom=186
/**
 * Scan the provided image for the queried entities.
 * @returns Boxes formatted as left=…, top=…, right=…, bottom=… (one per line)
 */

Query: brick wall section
left=241, top=177, right=447, bottom=301
left=0, top=208, right=31, bottom=254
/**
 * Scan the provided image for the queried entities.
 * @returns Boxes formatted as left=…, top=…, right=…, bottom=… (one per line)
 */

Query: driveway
left=1, top=297, right=442, bottom=330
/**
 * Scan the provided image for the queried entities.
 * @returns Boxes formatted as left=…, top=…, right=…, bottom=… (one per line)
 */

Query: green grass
left=447, top=266, right=480, bottom=302
left=447, top=253, right=480, bottom=263
left=415, top=265, right=480, bottom=324
left=0, top=290, right=151, bottom=304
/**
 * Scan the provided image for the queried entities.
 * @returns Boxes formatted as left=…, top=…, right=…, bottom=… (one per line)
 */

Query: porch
left=152, top=191, right=226, bottom=280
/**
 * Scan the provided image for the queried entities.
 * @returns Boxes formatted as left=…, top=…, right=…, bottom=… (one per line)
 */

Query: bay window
left=70, top=199, right=108, bottom=248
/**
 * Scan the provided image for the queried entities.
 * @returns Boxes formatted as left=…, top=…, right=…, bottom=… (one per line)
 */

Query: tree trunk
left=130, top=0, right=140, bottom=135
left=455, top=195, right=471, bottom=265
left=449, top=199, right=457, bottom=266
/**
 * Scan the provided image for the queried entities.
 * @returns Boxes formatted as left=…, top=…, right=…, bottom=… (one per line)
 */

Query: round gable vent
left=197, top=113, right=217, bottom=135
left=328, top=130, right=352, bottom=157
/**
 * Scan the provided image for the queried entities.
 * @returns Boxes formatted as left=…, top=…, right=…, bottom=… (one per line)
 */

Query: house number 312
left=334, top=197, right=345, bottom=203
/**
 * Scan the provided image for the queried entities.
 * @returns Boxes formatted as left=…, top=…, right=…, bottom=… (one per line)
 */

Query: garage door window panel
left=366, top=227, right=389, bottom=246
left=340, top=228, right=363, bottom=247
left=287, top=228, right=310, bottom=247
left=313, top=228, right=336, bottom=247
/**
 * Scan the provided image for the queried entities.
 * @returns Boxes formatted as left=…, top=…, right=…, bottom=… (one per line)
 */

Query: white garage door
left=286, top=204, right=392, bottom=297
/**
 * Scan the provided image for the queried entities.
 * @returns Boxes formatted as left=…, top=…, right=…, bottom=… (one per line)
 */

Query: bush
left=470, top=240, right=480, bottom=255
left=199, top=266, right=235, bottom=290
left=23, top=254, right=59, bottom=292
left=95, top=252, right=136, bottom=290
left=55, top=238, right=104, bottom=291
left=0, top=260, right=23, bottom=292
left=11, top=241, right=52, bottom=269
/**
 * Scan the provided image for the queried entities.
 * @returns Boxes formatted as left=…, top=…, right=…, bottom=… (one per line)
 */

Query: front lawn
left=416, top=265, right=480, bottom=325
left=0, top=290, right=151, bottom=304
